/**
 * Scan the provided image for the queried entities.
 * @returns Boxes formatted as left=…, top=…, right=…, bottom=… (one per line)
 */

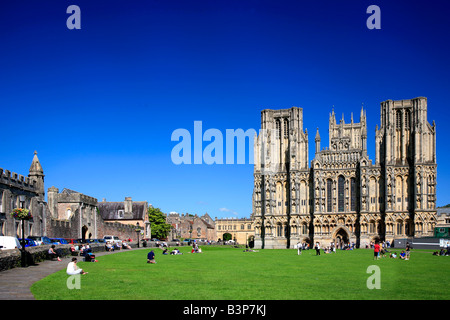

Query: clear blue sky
left=1, top=0, right=449, bottom=218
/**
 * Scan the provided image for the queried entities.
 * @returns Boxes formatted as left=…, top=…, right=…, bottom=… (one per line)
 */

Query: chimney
left=124, top=197, right=132, bottom=212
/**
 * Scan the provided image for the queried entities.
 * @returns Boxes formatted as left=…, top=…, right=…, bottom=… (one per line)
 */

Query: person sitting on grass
left=66, top=257, right=88, bottom=275
left=400, top=250, right=407, bottom=260
left=147, top=250, right=156, bottom=264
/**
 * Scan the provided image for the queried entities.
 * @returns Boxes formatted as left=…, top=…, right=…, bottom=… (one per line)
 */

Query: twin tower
left=252, top=97, right=437, bottom=249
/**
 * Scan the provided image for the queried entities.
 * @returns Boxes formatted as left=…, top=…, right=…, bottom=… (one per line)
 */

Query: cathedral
left=252, top=97, right=437, bottom=249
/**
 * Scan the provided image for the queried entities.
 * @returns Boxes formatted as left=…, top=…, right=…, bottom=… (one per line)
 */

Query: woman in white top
left=66, top=258, right=88, bottom=275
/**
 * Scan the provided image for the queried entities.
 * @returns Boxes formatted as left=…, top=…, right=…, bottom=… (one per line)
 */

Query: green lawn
left=30, top=246, right=450, bottom=300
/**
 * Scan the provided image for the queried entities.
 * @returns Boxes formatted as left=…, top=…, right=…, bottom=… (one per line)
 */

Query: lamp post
left=136, top=222, right=141, bottom=248
left=18, top=195, right=27, bottom=267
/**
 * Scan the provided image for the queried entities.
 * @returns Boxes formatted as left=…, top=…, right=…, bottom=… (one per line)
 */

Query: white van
left=0, top=236, right=22, bottom=250
left=103, top=235, right=121, bottom=244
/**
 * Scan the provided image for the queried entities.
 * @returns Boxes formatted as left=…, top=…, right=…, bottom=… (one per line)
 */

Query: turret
left=28, top=151, right=45, bottom=199
left=315, top=128, right=321, bottom=154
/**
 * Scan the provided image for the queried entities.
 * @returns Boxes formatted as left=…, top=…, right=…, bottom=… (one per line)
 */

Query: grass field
left=30, top=246, right=450, bottom=300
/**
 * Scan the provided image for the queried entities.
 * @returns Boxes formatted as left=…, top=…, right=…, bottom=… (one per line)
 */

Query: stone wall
left=0, top=243, right=102, bottom=272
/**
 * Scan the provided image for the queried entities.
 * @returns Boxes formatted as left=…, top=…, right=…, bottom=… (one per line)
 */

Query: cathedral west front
left=252, top=97, right=437, bottom=249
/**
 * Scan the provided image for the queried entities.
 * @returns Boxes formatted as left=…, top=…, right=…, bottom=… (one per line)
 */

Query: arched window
left=302, top=223, right=307, bottom=235
left=396, top=110, right=402, bottom=129
left=276, top=119, right=281, bottom=138
left=338, top=176, right=345, bottom=212
left=284, top=118, right=289, bottom=138
left=350, top=178, right=356, bottom=211
left=277, top=224, right=283, bottom=237
left=405, top=109, right=411, bottom=129
left=326, top=179, right=332, bottom=212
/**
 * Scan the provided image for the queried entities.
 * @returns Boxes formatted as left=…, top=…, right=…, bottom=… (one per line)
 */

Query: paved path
left=0, top=249, right=143, bottom=300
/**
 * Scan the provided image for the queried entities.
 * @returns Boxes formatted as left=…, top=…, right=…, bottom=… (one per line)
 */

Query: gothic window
left=326, top=179, right=332, bottom=212
left=277, top=224, right=283, bottom=237
left=302, top=223, right=307, bottom=234
left=276, top=119, right=281, bottom=138
left=350, top=178, right=356, bottom=211
left=396, top=221, right=403, bottom=235
left=338, top=176, right=345, bottom=212
left=0, top=191, right=3, bottom=213
left=284, top=118, right=289, bottom=138
left=405, top=110, right=411, bottom=129
left=396, top=110, right=402, bottom=129
left=369, top=221, right=375, bottom=233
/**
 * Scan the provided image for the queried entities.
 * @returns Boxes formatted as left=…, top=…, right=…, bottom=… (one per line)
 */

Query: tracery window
left=326, top=179, right=332, bottom=212
left=284, top=118, right=289, bottom=138
left=338, top=176, right=345, bottom=212
left=350, top=178, right=356, bottom=211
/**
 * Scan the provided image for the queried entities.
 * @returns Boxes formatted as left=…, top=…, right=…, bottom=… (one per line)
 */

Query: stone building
left=253, top=97, right=437, bottom=249
left=1, top=151, right=145, bottom=242
left=97, top=197, right=150, bottom=239
left=167, top=212, right=215, bottom=241
left=436, top=207, right=450, bottom=228
left=215, top=217, right=254, bottom=245
left=0, top=152, right=46, bottom=238
left=47, top=187, right=99, bottom=240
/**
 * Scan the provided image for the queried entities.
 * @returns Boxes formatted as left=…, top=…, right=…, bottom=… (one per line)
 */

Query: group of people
left=369, top=240, right=391, bottom=250
left=105, top=241, right=128, bottom=252
left=296, top=241, right=358, bottom=256
left=147, top=244, right=202, bottom=264
left=432, top=247, right=450, bottom=256
left=373, top=241, right=410, bottom=260
left=191, top=242, right=202, bottom=253
left=161, top=247, right=183, bottom=255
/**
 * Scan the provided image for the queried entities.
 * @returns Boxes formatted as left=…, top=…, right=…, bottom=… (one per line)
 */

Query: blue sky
left=1, top=0, right=449, bottom=218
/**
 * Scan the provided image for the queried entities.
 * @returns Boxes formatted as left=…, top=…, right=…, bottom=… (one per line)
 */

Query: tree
left=148, top=207, right=172, bottom=240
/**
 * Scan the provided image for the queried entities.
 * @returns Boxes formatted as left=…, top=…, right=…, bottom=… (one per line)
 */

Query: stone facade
left=167, top=212, right=215, bottom=241
left=97, top=197, right=150, bottom=239
left=0, top=152, right=46, bottom=238
left=1, top=152, right=148, bottom=242
left=215, top=218, right=254, bottom=244
left=253, top=97, right=437, bottom=249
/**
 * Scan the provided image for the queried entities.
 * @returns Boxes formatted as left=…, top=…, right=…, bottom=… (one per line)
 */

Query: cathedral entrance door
left=334, top=228, right=349, bottom=249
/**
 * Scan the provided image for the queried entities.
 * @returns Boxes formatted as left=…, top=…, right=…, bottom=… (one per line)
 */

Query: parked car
left=103, top=235, right=121, bottom=244
left=50, top=238, right=68, bottom=245
left=20, top=238, right=38, bottom=247
left=27, top=236, right=52, bottom=245
left=0, top=236, right=22, bottom=250
left=64, top=238, right=80, bottom=244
